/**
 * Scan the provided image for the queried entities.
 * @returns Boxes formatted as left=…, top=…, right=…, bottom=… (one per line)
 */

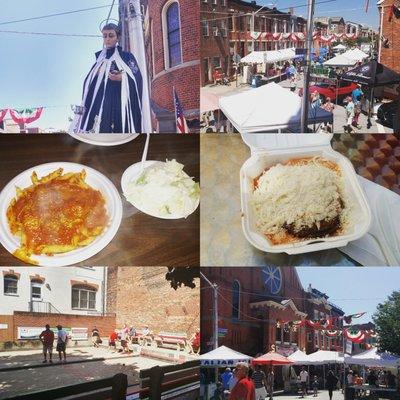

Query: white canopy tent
left=324, top=54, right=358, bottom=67
left=219, top=82, right=333, bottom=133
left=241, top=48, right=297, bottom=64
left=344, top=348, right=400, bottom=368
left=333, top=44, right=347, bottom=51
left=288, top=350, right=313, bottom=365
left=343, top=48, right=369, bottom=62
left=200, top=345, right=252, bottom=367
left=306, top=350, right=344, bottom=365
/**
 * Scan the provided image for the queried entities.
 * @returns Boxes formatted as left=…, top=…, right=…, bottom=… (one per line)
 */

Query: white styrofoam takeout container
left=240, top=134, right=372, bottom=254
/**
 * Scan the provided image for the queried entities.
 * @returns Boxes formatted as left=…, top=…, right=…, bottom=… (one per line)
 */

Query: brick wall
left=108, top=267, right=199, bottom=336
left=0, top=315, right=14, bottom=342
left=146, top=0, right=200, bottom=115
left=380, top=0, right=400, bottom=74
left=0, top=312, right=116, bottom=344
left=106, top=266, right=118, bottom=314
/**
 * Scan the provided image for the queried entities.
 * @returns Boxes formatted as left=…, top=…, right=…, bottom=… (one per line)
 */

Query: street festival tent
left=219, top=82, right=333, bottom=132
left=341, top=60, right=400, bottom=87
left=324, top=54, right=358, bottom=67
left=241, top=48, right=298, bottom=64
left=343, top=48, right=369, bottom=62
left=344, top=348, right=400, bottom=368
left=252, top=351, right=294, bottom=366
left=333, top=44, right=347, bottom=51
left=288, top=349, right=313, bottom=365
left=200, top=345, right=252, bottom=367
left=306, top=350, right=344, bottom=365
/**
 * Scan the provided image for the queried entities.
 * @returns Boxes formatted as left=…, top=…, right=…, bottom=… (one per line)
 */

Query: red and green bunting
left=9, top=108, right=43, bottom=124
left=0, top=109, right=7, bottom=123
left=388, top=4, right=400, bottom=22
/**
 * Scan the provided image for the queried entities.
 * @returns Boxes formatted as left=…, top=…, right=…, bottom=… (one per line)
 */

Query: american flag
left=173, top=87, right=189, bottom=134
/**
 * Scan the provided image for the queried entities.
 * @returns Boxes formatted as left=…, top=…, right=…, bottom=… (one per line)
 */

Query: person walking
left=56, top=325, right=68, bottom=363
left=344, top=96, right=355, bottom=133
left=252, top=364, right=268, bottom=400
left=312, top=375, right=319, bottom=397
left=266, top=369, right=275, bottom=400
left=229, top=362, right=256, bottom=400
left=221, top=368, right=234, bottom=391
left=300, top=366, right=309, bottom=398
left=326, top=370, right=339, bottom=400
left=39, top=324, right=54, bottom=364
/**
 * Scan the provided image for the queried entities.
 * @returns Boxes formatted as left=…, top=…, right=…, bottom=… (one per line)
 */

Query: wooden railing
left=139, top=359, right=200, bottom=399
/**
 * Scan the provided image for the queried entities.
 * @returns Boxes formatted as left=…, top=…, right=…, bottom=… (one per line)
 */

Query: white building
left=0, top=267, right=107, bottom=316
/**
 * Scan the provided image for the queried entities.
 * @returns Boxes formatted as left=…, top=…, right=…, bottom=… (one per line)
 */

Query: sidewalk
left=274, top=389, right=344, bottom=400
left=0, top=346, right=170, bottom=399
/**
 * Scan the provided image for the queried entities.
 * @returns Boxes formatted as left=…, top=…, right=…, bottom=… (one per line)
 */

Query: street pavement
left=274, top=390, right=344, bottom=400
left=0, top=346, right=170, bottom=399
left=201, top=75, right=393, bottom=133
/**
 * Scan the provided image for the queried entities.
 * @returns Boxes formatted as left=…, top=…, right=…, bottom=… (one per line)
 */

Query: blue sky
left=297, top=268, right=400, bottom=324
left=259, top=0, right=380, bottom=29
left=0, top=1, right=118, bottom=130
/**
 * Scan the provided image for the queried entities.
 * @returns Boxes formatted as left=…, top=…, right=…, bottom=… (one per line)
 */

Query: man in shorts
left=39, top=324, right=54, bottom=363
left=300, top=366, right=309, bottom=398
left=252, top=364, right=268, bottom=400
left=56, top=325, right=68, bottom=363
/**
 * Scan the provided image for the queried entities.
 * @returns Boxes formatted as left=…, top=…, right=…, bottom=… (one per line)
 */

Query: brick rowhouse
left=200, top=0, right=306, bottom=85
left=141, top=0, right=200, bottom=131
left=200, top=267, right=344, bottom=357
left=107, top=267, right=199, bottom=337
left=378, top=0, right=400, bottom=74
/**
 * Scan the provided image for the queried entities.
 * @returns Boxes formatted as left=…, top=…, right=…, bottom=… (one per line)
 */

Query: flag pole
left=173, top=86, right=178, bottom=133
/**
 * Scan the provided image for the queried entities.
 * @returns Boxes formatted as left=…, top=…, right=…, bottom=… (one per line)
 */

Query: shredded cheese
left=252, top=158, right=350, bottom=238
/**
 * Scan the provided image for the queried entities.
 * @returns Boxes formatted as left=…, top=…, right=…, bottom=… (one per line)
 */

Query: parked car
left=377, top=101, right=399, bottom=129
left=305, top=80, right=358, bottom=102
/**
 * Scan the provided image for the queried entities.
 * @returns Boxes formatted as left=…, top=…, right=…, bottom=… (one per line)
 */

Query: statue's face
left=102, top=29, right=118, bottom=49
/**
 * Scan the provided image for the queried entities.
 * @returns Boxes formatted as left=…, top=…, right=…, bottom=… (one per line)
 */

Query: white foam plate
left=68, top=133, right=139, bottom=146
left=0, top=162, right=123, bottom=266
left=121, top=160, right=199, bottom=219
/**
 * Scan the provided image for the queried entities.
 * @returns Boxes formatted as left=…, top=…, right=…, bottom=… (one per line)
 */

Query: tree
left=372, top=291, right=400, bottom=354
left=165, top=267, right=199, bottom=290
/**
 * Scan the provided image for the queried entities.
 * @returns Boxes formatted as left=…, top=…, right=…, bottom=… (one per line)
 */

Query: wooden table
left=0, top=134, right=199, bottom=267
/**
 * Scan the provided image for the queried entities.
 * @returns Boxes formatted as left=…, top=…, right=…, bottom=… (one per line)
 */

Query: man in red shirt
left=39, top=324, right=55, bottom=363
left=229, top=362, right=256, bottom=400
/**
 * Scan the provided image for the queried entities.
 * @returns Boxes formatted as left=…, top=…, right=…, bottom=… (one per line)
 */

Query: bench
left=129, top=329, right=154, bottom=347
left=154, top=332, right=189, bottom=352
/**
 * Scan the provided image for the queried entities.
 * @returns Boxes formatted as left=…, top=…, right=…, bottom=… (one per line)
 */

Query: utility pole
left=300, top=0, right=316, bottom=133
left=200, top=272, right=218, bottom=350
left=378, top=5, right=384, bottom=62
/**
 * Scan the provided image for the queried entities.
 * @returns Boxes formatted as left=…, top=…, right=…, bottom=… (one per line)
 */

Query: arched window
left=163, top=1, right=182, bottom=69
left=71, top=284, right=97, bottom=310
left=232, top=280, right=240, bottom=319
left=4, top=274, right=18, bottom=295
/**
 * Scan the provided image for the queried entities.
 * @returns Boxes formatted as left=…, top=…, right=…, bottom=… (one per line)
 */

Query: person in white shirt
left=300, top=366, right=309, bottom=398
left=347, top=370, right=354, bottom=386
left=56, top=325, right=68, bottom=363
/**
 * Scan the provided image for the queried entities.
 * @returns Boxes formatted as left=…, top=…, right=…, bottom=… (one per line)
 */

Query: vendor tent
left=241, top=48, right=297, bottom=64
left=219, top=82, right=333, bottom=132
left=344, top=348, right=400, bottom=368
left=341, top=60, right=400, bottom=87
left=252, top=351, right=294, bottom=366
left=333, top=44, right=347, bottom=51
left=306, top=350, right=344, bottom=365
left=324, top=54, right=358, bottom=67
left=288, top=350, right=313, bottom=365
left=200, top=346, right=252, bottom=367
left=343, top=48, right=369, bottom=62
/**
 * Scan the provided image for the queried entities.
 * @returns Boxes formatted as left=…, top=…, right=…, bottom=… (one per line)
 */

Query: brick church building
left=200, top=267, right=344, bottom=357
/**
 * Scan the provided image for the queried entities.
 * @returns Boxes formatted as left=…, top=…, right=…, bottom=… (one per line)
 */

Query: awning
left=200, top=91, right=220, bottom=113
left=219, top=82, right=333, bottom=133
left=200, top=345, right=252, bottom=367
left=343, top=48, right=369, bottom=62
